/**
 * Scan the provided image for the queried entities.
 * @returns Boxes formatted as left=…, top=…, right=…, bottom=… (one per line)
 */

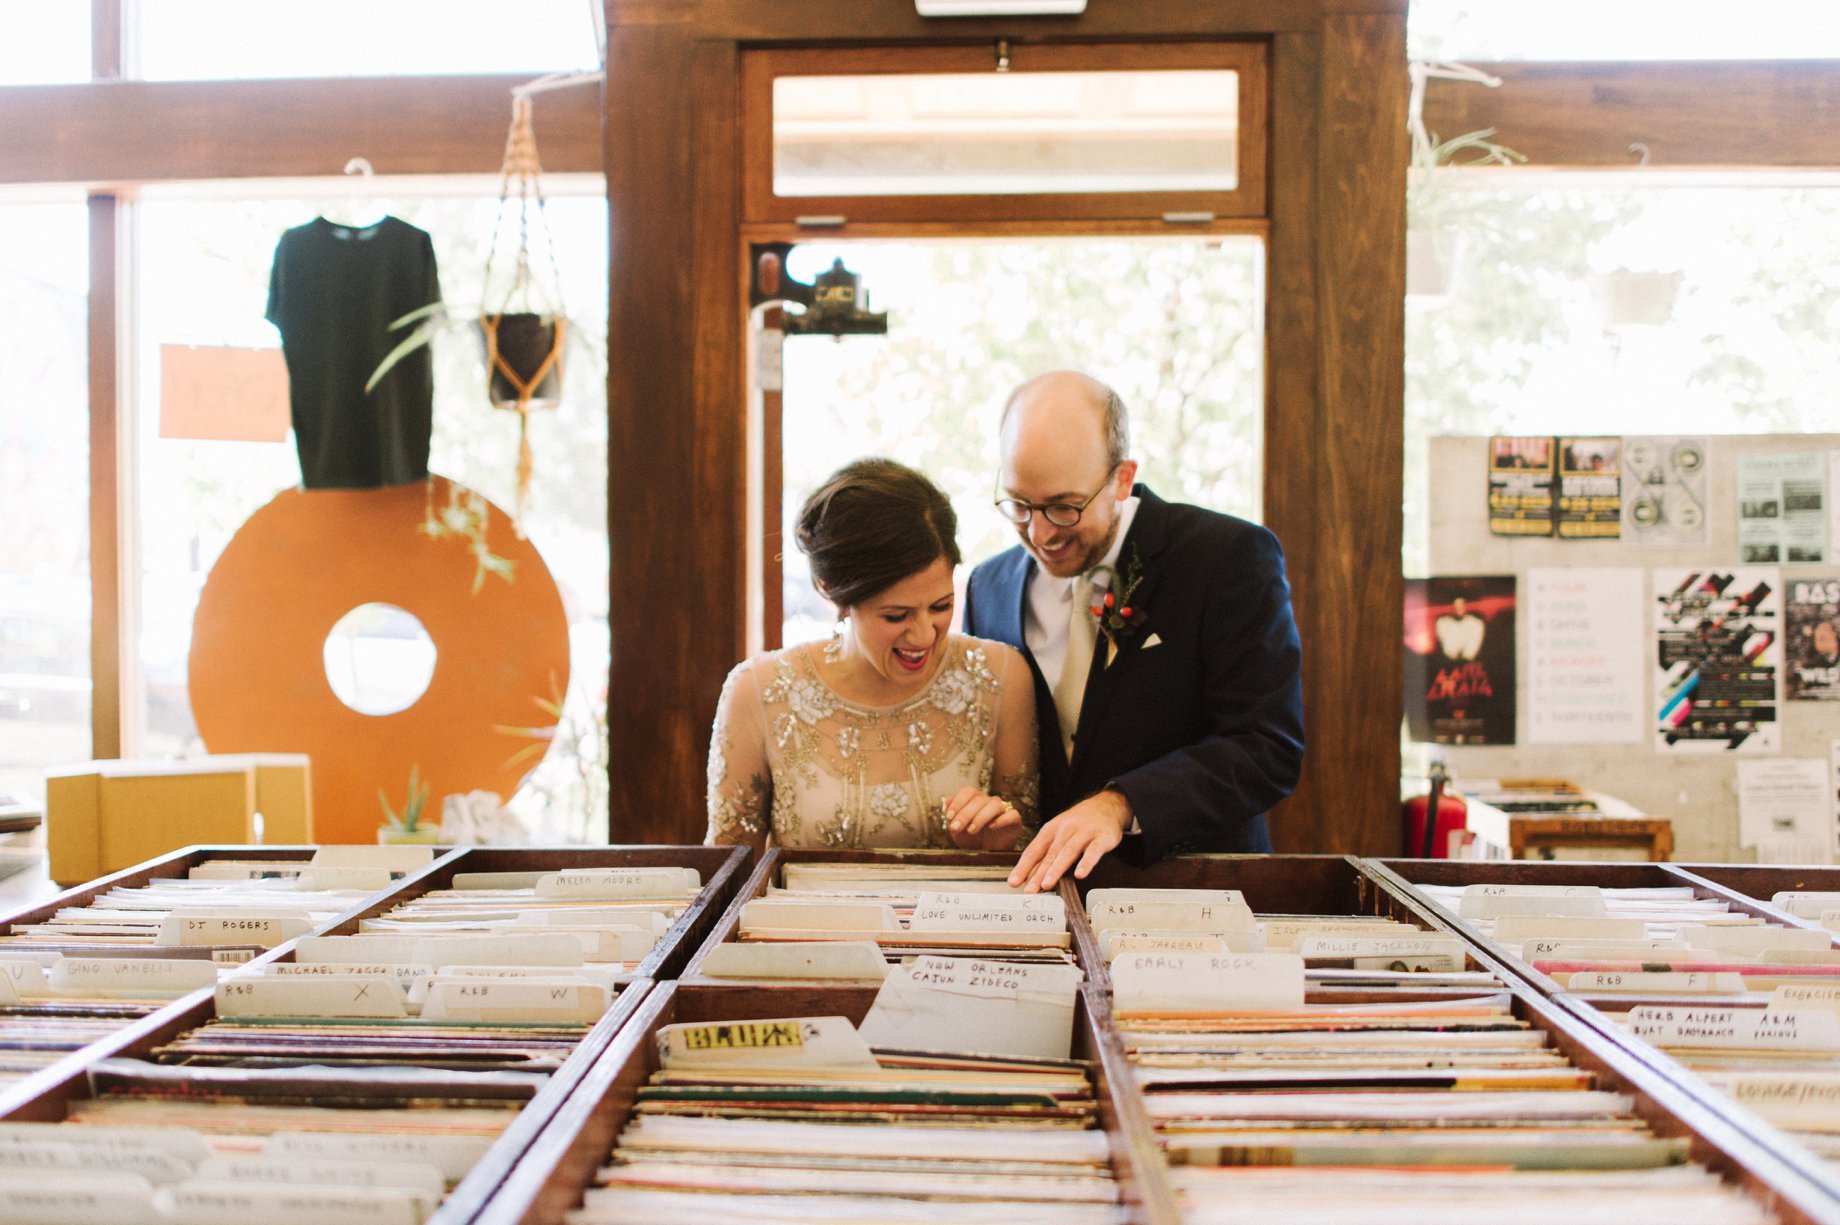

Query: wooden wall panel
left=1262, top=33, right=1322, bottom=852
left=0, top=76, right=601, bottom=185
left=1422, top=60, right=1840, bottom=169
left=603, top=24, right=744, bottom=844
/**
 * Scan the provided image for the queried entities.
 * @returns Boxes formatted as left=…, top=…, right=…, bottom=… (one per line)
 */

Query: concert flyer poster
left=1405, top=575, right=1518, bottom=745
left=1557, top=436, right=1622, bottom=540
left=1488, top=435, right=1556, bottom=538
left=1654, top=567, right=1781, bottom=752
left=1786, top=576, right=1840, bottom=701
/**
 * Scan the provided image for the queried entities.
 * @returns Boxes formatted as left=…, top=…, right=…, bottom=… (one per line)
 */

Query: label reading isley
left=680, top=1021, right=804, bottom=1050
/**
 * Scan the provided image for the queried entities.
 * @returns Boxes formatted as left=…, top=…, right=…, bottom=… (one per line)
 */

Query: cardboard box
left=45, top=755, right=311, bottom=884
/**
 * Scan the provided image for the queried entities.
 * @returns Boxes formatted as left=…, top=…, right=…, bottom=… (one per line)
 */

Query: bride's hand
left=944, top=786, right=1023, bottom=851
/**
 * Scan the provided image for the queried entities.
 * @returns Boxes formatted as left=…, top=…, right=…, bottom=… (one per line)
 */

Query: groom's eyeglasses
left=995, top=467, right=1119, bottom=528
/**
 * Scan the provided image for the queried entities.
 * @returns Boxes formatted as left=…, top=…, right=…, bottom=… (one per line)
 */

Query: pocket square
left=1142, top=633, right=1163, bottom=649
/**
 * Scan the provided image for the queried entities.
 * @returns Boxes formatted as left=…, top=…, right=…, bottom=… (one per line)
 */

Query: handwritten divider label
left=0, top=959, right=49, bottom=996
left=409, top=934, right=585, bottom=969
left=1102, top=933, right=1231, bottom=962
left=1295, top=935, right=1467, bottom=970
left=699, top=941, right=890, bottom=981
left=0, top=1172, right=156, bottom=1224
left=215, top=975, right=407, bottom=1019
left=293, top=935, right=424, bottom=965
left=193, top=1155, right=444, bottom=1195
left=293, top=867, right=394, bottom=893
left=1523, top=938, right=1685, bottom=956
left=264, top=1132, right=493, bottom=1184
left=156, top=914, right=313, bottom=948
left=1491, top=915, right=1647, bottom=943
left=1087, top=898, right=1256, bottom=935
left=908, top=892, right=1066, bottom=932
left=0, top=1128, right=205, bottom=1180
left=1773, top=892, right=1840, bottom=920
left=658, top=1016, right=880, bottom=1070
left=419, top=978, right=610, bottom=1024
left=740, top=899, right=900, bottom=933
left=51, top=957, right=217, bottom=995
left=534, top=867, right=699, bottom=900
left=0, top=973, right=21, bottom=1005
left=1533, top=944, right=1723, bottom=966
left=1712, top=1073, right=1840, bottom=1127
left=1087, top=887, right=1247, bottom=911
left=1678, top=924, right=1836, bottom=954
left=157, top=1182, right=425, bottom=1225
left=1627, top=1006, right=1840, bottom=1051
left=1113, top=952, right=1306, bottom=1012
left=1769, top=983, right=1840, bottom=1013
left=1460, top=886, right=1608, bottom=920
left=859, top=956, right=1082, bottom=1060
left=1261, top=920, right=1415, bottom=949
left=267, top=963, right=429, bottom=991
left=1566, top=971, right=1747, bottom=993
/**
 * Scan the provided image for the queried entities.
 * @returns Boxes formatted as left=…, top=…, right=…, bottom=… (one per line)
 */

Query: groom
left=962, top=371, right=1305, bottom=891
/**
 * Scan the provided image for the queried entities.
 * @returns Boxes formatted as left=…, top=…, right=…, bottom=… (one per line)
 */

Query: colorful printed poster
left=1622, top=436, right=1708, bottom=546
left=1525, top=568, right=1645, bottom=745
left=1737, top=452, right=1827, bottom=564
left=1653, top=568, right=1781, bottom=753
left=1786, top=576, right=1840, bottom=701
left=1405, top=575, right=1517, bottom=746
left=1488, top=436, right=1555, bottom=537
left=1556, top=436, right=1621, bottom=540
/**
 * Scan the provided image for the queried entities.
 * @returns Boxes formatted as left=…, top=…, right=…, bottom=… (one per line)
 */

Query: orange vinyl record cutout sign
left=189, top=476, right=571, bottom=843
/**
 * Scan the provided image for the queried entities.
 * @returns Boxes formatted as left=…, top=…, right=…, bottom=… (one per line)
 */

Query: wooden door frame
left=604, top=0, right=1406, bottom=854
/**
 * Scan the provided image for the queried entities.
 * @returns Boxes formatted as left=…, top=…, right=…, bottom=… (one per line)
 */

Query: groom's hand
left=1009, top=790, right=1133, bottom=893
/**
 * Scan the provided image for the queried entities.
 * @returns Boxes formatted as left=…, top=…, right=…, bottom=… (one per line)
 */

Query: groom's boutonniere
left=1088, top=546, right=1149, bottom=668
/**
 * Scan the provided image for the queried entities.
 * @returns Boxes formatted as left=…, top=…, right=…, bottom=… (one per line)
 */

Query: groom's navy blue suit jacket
left=963, top=485, right=1304, bottom=859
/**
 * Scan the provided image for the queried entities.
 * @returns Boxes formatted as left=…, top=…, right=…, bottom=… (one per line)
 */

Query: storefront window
left=134, top=183, right=609, bottom=839
left=0, top=201, right=88, bottom=805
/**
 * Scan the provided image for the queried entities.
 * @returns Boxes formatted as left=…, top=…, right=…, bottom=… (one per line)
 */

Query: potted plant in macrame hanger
left=369, top=92, right=570, bottom=523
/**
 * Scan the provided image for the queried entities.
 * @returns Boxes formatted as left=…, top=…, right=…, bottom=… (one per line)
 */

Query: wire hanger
left=324, top=157, right=386, bottom=229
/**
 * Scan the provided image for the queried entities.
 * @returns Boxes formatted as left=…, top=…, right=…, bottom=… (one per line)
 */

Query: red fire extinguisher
left=1401, top=760, right=1467, bottom=858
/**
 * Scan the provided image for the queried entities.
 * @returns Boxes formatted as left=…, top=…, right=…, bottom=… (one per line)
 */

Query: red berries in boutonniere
left=1087, top=545, right=1149, bottom=668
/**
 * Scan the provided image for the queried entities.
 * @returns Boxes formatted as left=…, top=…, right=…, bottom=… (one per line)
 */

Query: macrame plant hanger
left=480, top=92, right=568, bottom=527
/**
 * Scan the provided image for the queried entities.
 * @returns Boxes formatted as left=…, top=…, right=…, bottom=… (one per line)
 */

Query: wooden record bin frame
left=472, top=980, right=1178, bottom=1225
left=311, top=845, right=753, bottom=986
left=1669, top=863, right=1840, bottom=943
left=678, top=847, right=1083, bottom=986
left=0, top=843, right=390, bottom=960
left=0, top=844, right=748, bottom=1215
left=0, top=973, right=655, bottom=1225
left=1368, top=858, right=1796, bottom=1003
left=1072, top=852, right=1524, bottom=996
left=1368, top=857, right=1840, bottom=1213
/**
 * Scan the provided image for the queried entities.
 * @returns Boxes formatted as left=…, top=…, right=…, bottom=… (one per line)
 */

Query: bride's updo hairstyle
left=796, top=458, right=961, bottom=610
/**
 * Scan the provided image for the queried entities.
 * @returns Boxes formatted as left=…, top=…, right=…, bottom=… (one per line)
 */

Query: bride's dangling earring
left=823, top=620, right=845, bottom=664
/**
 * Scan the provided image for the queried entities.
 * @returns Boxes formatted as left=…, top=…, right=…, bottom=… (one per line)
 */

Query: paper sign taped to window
left=159, top=345, right=290, bottom=443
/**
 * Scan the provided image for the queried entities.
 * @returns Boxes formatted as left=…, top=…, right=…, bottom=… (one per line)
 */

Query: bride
left=706, top=458, right=1038, bottom=853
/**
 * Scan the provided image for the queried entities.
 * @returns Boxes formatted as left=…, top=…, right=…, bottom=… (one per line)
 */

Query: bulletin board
left=1424, top=433, right=1840, bottom=862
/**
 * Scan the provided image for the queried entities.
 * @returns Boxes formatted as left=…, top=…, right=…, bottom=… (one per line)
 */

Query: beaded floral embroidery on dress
left=704, top=636, right=1036, bottom=848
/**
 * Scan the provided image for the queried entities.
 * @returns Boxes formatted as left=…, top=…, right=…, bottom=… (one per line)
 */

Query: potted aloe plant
left=377, top=764, right=441, bottom=845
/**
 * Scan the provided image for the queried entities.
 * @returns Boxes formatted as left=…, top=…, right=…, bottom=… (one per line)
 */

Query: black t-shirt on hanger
left=266, top=216, right=441, bottom=489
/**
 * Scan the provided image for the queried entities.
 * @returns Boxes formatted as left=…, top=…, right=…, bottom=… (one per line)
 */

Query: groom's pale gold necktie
left=1052, top=575, right=1097, bottom=761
